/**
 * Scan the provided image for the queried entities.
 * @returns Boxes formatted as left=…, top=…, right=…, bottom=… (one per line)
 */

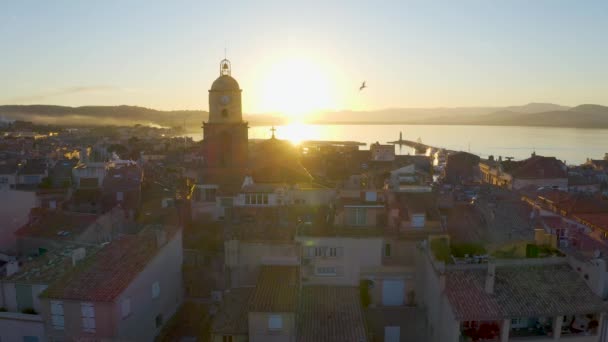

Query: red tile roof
left=15, top=210, right=99, bottom=239
left=248, top=265, right=299, bottom=312
left=297, top=286, right=368, bottom=342
left=574, top=213, right=608, bottom=231
left=42, top=228, right=179, bottom=302
left=445, top=263, right=607, bottom=321
left=510, top=156, right=567, bottom=179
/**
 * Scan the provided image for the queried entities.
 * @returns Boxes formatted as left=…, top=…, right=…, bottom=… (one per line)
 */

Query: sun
left=259, top=57, right=334, bottom=120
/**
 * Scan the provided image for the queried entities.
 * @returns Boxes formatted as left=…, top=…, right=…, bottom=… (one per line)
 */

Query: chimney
left=71, top=247, right=86, bottom=266
left=155, top=228, right=167, bottom=247
left=484, top=262, right=496, bottom=294
left=242, top=175, right=254, bottom=188
left=6, top=260, right=19, bottom=277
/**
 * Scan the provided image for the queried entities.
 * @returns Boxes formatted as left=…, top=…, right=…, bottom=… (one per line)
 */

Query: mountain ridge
left=1, top=103, right=607, bottom=130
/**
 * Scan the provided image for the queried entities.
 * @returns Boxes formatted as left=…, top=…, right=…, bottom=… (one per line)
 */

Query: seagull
left=359, top=81, right=367, bottom=91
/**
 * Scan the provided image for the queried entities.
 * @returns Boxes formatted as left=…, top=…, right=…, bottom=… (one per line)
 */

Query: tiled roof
left=211, top=288, right=253, bottom=335
left=575, top=213, right=608, bottom=231
left=4, top=245, right=101, bottom=284
left=14, top=210, right=99, bottom=239
left=445, top=263, right=608, bottom=321
left=297, top=286, right=368, bottom=342
left=510, top=156, right=567, bottom=179
left=42, top=227, right=179, bottom=302
left=248, top=265, right=299, bottom=312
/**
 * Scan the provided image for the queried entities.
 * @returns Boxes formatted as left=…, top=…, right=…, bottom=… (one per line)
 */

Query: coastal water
left=184, top=124, right=608, bottom=165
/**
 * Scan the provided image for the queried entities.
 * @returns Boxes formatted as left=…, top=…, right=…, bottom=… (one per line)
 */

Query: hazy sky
left=1, top=1, right=607, bottom=115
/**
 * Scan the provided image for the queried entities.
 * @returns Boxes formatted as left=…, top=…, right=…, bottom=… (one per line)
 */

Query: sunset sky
left=1, top=0, right=607, bottom=117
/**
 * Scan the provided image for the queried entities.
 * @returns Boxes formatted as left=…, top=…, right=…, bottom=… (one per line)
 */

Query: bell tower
left=202, top=59, right=249, bottom=185
left=208, top=59, right=243, bottom=124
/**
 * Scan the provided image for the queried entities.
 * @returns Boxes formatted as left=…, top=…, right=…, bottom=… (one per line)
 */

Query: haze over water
left=186, top=124, right=608, bottom=165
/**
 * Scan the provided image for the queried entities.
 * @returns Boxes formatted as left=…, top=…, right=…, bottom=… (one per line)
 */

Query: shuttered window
left=50, top=300, right=64, bottom=330
left=152, top=281, right=161, bottom=299
left=80, top=302, right=96, bottom=333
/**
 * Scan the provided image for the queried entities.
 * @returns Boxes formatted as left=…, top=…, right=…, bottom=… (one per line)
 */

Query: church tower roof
left=210, top=59, right=240, bottom=92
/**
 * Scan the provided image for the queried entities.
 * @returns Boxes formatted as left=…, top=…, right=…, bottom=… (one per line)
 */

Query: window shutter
left=152, top=281, right=161, bottom=299
left=51, top=301, right=64, bottom=315
left=52, top=315, right=65, bottom=327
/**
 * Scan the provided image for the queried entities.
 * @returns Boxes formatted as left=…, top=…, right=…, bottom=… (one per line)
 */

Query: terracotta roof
left=575, top=213, right=608, bottom=231
left=509, top=156, right=567, bottom=179
left=4, top=245, right=101, bottom=284
left=297, top=286, right=368, bottom=342
left=42, top=227, right=179, bottom=302
left=14, top=210, right=99, bottom=239
left=212, top=288, right=253, bottom=335
left=248, top=265, right=299, bottom=312
left=560, top=195, right=608, bottom=215
left=445, top=263, right=608, bottom=321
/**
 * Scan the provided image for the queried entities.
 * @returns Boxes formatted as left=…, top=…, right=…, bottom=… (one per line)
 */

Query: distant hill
left=0, top=105, right=287, bottom=129
left=448, top=104, right=608, bottom=128
left=2, top=103, right=608, bottom=130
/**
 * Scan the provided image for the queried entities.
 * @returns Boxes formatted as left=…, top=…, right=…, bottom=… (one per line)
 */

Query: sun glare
left=275, top=122, right=320, bottom=145
left=259, top=57, right=334, bottom=120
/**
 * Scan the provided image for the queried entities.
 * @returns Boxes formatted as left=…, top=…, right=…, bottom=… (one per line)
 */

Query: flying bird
left=359, top=81, right=367, bottom=91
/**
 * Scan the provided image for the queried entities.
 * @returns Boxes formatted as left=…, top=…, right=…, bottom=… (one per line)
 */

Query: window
left=121, top=298, right=131, bottom=318
left=349, top=207, right=367, bottom=226
left=152, top=281, right=160, bottom=299
left=222, top=336, right=233, bottom=342
left=511, top=317, right=528, bottom=329
left=221, top=109, right=228, bottom=117
left=411, top=214, right=425, bottom=228
left=0, top=177, right=8, bottom=184
left=116, top=191, right=124, bottom=201
left=80, top=302, right=96, bottom=333
left=155, top=314, right=163, bottom=328
left=205, top=188, right=217, bottom=202
left=268, top=314, right=283, bottom=330
left=245, top=193, right=269, bottom=205
left=385, top=243, right=392, bottom=257
left=309, top=246, right=342, bottom=258
left=50, top=300, right=64, bottom=330
left=23, top=337, right=39, bottom=342
left=316, top=266, right=337, bottom=276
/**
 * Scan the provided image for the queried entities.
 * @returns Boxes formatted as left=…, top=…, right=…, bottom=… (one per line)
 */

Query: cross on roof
left=270, top=126, right=276, bottom=139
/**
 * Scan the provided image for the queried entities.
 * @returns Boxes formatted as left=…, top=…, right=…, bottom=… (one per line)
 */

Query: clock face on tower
left=220, top=95, right=231, bottom=105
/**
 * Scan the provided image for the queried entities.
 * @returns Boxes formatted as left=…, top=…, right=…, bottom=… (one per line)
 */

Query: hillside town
left=3, top=60, right=608, bottom=342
